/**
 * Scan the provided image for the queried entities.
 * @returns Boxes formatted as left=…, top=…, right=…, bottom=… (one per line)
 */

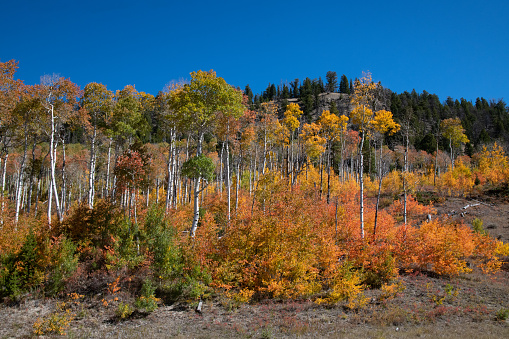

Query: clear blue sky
left=2, top=0, right=508, bottom=103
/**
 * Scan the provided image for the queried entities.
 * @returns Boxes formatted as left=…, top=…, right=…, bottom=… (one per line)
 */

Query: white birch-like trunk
left=359, top=133, right=365, bottom=239
left=88, top=124, right=97, bottom=208
left=106, top=138, right=112, bottom=196
left=15, top=130, right=28, bottom=223
left=235, top=156, right=240, bottom=212
left=226, top=130, right=231, bottom=222
left=165, top=130, right=175, bottom=211
left=190, top=133, right=204, bottom=237
left=47, top=103, right=62, bottom=225
left=61, top=140, right=67, bottom=213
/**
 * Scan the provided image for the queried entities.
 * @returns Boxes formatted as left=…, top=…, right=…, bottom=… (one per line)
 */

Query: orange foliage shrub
left=386, top=194, right=435, bottom=225
left=171, top=169, right=508, bottom=302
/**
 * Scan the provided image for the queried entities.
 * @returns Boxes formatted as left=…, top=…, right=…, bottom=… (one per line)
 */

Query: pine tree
left=244, top=84, right=253, bottom=106
left=339, top=74, right=350, bottom=94
left=326, top=71, right=338, bottom=93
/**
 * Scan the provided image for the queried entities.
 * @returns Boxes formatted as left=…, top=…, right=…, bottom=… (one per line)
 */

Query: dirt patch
left=433, top=196, right=509, bottom=242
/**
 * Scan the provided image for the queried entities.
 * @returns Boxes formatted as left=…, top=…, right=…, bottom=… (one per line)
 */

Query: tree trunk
left=61, top=139, right=67, bottom=213
left=359, top=133, right=365, bottom=239
left=190, top=132, right=204, bottom=237
left=226, top=128, right=231, bottom=222
left=403, top=130, right=409, bottom=226
left=373, top=138, right=384, bottom=235
left=87, top=124, right=97, bottom=208
left=26, top=139, right=37, bottom=215
left=106, top=138, right=112, bottom=196
left=235, top=155, right=240, bottom=213
left=326, top=143, right=331, bottom=204
left=15, top=126, right=29, bottom=223
left=48, top=104, right=62, bottom=224
left=166, top=130, right=175, bottom=211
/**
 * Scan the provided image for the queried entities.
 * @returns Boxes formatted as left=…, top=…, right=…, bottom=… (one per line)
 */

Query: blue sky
left=2, top=0, right=508, bottom=103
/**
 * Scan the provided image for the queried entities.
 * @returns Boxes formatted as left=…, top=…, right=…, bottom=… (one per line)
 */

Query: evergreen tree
left=318, top=77, right=325, bottom=92
left=244, top=84, right=253, bottom=106
left=330, top=101, right=339, bottom=115
left=291, top=78, right=300, bottom=98
left=339, top=74, right=350, bottom=94
left=300, top=78, right=315, bottom=119
left=326, top=71, right=338, bottom=93
left=281, top=84, right=290, bottom=99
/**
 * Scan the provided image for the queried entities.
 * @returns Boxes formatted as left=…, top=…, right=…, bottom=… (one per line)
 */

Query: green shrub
left=116, top=302, right=134, bottom=320
left=0, top=229, right=44, bottom=299
left=496, top=308, right=509, bottom=321
left=472, top=217, right=486, bottom=235
left=135, top=280, right=160, bottom=313
left=45, top=236, right=79, bottom=296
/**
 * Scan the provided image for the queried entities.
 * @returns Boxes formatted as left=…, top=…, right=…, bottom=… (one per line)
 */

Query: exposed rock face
left=315, top=92, right=352, bottom=118
left=279, top=93, right=352, bottom=122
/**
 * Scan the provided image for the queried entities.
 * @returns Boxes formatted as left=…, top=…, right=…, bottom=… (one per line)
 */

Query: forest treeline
left=1, top=60, right=509, bottom=333
left=249, top=71, right=509, bottom=153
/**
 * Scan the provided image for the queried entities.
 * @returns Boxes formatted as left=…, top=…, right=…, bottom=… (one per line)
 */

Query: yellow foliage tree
left=282, top=103, right=303, bottom=183
left=318, top=110, right=348, bottom=202
left=440, top=118, right=469, bottom=169
left=477, top=142, right=509, bottom=186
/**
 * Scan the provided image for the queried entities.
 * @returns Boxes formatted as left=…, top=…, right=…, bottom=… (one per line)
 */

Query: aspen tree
left=369, top=109, right=400, bottom=235
left=82, top=83, right=114, bottom=208
left=440, top=117, right=469, bottom=169
left=169, top=70, right=244, bottom=237
left=350, top=72, right=377, bottom=239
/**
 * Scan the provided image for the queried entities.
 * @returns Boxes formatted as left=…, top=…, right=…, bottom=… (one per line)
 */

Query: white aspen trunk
left=106, top=138, right=112, bottom=196
left=253, top=145, right=258, bottom=182
left=46, top=102, right=62, bottom=223
left=15, top=131, right=28, bottom=223
left=434, top=138, right=438, bottom=186
left=1, top=152, right=8, bottom=224
left=359, top=133, right=365, bottom=240
left=21, top=183, right=27, bottom=211
left=235, top=156, right=240, bottom=212
left=47, top=168, right=53, bottom=226
left=167, top=129, right=176, bottom=211
left=290, top=139, right=293, bottom=185
left=134, top=190, right=138, bottom=225
left=155, top=178, right=159, bottom=204
left=262, top=128, right=267, bottom=174
left=190, top=132, right=204, bottom=237
left=173, top=148, right=179, bottom=209
left=404, top=130, right=409, bottom=226
left=219, top=141, right=224, bottom=194
left=326, top=142, right=331, bottom=204
left=319, top=154, right=323, bottom=198
left=190, top=177, right=201, bottom=237
left=450, top=138, right=454, bottom=169
left=88, top=125, right=97, bottom=208
left=165, top=131, right=173, bottom=211
left=226, top=130, right=231, bottom=222
left=61, top=140, right=67, bottom=213
left=184, top=137, right=190, bottom=204
left=249, top=157, right=253, bottom=195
